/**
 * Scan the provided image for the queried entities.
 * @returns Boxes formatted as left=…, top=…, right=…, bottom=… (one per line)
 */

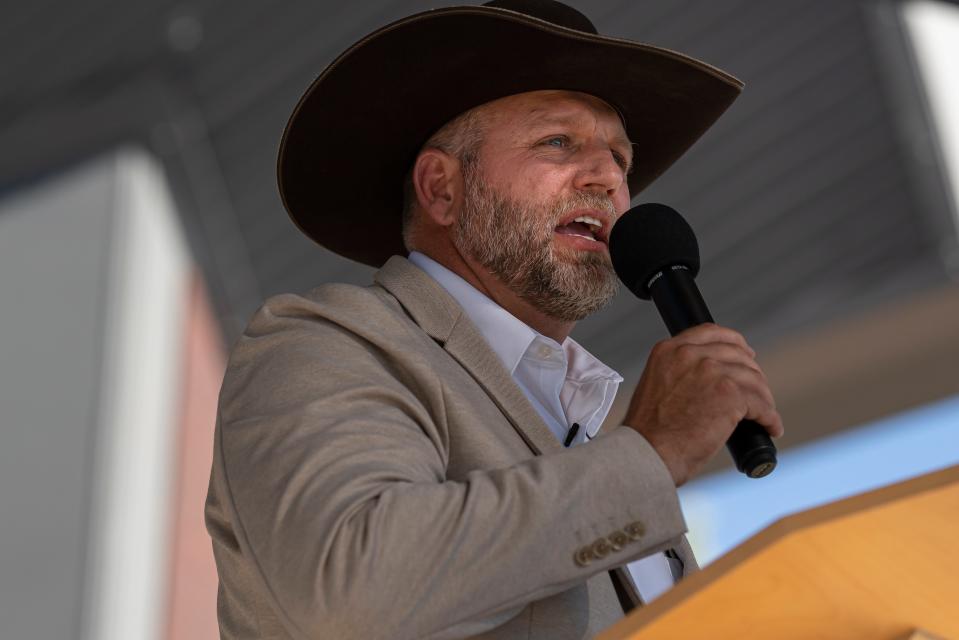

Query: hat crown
left=278, top=0, right=742, bottom=267
left=482, top=0, right=598, bottom=34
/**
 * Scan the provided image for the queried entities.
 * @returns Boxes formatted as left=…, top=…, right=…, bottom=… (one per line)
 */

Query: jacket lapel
left=443, top=315, right=563, bottom=455
left=374, top=256, right=562, bottom=456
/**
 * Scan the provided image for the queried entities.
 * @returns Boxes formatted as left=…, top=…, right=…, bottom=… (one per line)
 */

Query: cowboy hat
left=277, top=0, right=742, bottom=267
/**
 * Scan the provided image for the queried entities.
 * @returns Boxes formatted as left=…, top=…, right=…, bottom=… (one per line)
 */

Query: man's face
left=451, top=90, right=633, bottom=321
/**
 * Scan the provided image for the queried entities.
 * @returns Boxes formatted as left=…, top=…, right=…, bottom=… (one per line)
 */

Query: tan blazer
left=206, top=256, right=697, bottom=640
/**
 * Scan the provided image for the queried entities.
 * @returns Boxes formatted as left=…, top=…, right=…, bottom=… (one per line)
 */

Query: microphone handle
left=646, top=266, right=778, bottom=478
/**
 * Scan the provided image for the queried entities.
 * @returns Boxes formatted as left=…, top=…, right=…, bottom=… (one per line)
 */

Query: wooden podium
left=599, top=464, right=959, bottom=640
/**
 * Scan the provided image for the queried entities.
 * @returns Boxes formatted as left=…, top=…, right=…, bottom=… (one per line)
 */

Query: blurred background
left=1, top=0, right=958, bottom=637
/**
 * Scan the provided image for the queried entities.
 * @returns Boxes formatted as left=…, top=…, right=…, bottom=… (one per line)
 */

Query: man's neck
left=415, top=246, right=575, bottom=344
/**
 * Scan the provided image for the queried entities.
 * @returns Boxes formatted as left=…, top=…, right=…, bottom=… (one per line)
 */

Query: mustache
left=549, top=192, right=617, bottom=225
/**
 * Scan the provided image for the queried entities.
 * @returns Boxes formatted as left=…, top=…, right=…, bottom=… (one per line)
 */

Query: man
left=206, top=1, right=783, bottom=638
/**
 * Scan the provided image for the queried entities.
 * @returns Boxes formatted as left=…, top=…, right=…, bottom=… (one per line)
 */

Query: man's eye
left=612, top=151, right=630, bottom=172
left=543, top=136, right=568, bottom=148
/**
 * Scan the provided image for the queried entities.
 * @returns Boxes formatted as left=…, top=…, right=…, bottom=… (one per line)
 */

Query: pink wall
left=165, top=272, right=225, bottom=640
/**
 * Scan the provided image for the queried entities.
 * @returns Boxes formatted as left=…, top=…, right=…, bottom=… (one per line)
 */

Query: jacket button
left=574, top=546, right=594, bottom=567
left=625, top=521, right=645, bottom=541
left=608, top=530, right=629, bottom=551
left=591, top=538, right=612, bottom=558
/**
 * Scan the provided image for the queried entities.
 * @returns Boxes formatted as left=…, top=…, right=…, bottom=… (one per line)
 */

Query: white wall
left=0, top=148, right=191, bottom=640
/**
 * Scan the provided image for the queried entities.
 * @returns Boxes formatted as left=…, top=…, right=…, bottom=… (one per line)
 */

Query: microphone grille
left=609, top=203, right=701, bottom=300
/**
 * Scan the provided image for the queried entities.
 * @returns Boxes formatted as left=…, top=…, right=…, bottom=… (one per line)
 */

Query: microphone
left=609, top=203, right=777, bottom=478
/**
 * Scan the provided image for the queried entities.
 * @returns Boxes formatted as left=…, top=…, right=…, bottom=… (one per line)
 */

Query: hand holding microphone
left=609, top=203, right=783, bottom=485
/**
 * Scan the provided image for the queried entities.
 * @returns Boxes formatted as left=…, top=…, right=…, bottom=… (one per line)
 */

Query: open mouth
left=554, top=214, right=606, bottom=246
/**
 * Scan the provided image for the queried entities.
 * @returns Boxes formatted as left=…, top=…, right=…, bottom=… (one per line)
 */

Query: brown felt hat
left=277, top=0, right=743, bottom=267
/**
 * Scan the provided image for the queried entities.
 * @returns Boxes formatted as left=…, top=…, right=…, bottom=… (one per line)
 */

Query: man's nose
left=573, top=142, right=626, bottom=197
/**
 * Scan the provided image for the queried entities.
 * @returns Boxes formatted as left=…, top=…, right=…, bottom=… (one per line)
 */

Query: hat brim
left=278, top=6, right=743, bottom=267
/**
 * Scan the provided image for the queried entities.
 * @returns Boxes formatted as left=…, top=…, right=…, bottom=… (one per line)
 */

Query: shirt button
left=536, top=344, right=553, bottom=359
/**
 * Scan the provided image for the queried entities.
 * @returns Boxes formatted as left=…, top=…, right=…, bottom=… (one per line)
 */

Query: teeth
left=573, top=215, right=603, bottom=230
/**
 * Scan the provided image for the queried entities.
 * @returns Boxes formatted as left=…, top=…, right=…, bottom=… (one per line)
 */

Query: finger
left=700, top=361, right=779, bottom=433
left=744, top=400, right=785, bottom=439
left=674, top=323, right=755, bottom=357
left=676, top=343, right=763, bottom=374
left=713, top=362, right=775, bottom=407
left=724, top=371, right=783, bottom=439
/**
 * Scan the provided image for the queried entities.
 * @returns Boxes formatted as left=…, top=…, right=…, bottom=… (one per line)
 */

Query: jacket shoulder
left=246, top=282, right=407, bottom=339
left=218, top=283, right=430, bottom=417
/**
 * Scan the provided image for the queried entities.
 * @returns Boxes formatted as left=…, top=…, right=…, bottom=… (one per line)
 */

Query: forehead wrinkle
left=520, top=107, right=634, bottom=162
left=521, top=105, right=585, bottom=128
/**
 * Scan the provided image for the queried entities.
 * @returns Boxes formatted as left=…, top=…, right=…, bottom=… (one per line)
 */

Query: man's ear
left=412, top=149, right=461, bottom=227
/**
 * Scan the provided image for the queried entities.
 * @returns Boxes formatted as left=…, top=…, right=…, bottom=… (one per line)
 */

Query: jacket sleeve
left=211, top=294, right=687, bottom=640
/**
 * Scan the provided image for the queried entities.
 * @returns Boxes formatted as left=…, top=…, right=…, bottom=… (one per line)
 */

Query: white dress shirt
left=409, top=252, right=676, bottom=604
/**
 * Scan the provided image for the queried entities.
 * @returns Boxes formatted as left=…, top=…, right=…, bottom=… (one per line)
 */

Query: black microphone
left=609, top=203, right=777, bottom=478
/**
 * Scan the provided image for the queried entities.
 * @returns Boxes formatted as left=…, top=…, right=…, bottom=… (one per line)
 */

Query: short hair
left=401, top=106, right=489, bottom=250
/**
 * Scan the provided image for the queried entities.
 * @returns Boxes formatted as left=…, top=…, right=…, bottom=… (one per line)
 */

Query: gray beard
left=452, top=167, right=620, bottom=322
